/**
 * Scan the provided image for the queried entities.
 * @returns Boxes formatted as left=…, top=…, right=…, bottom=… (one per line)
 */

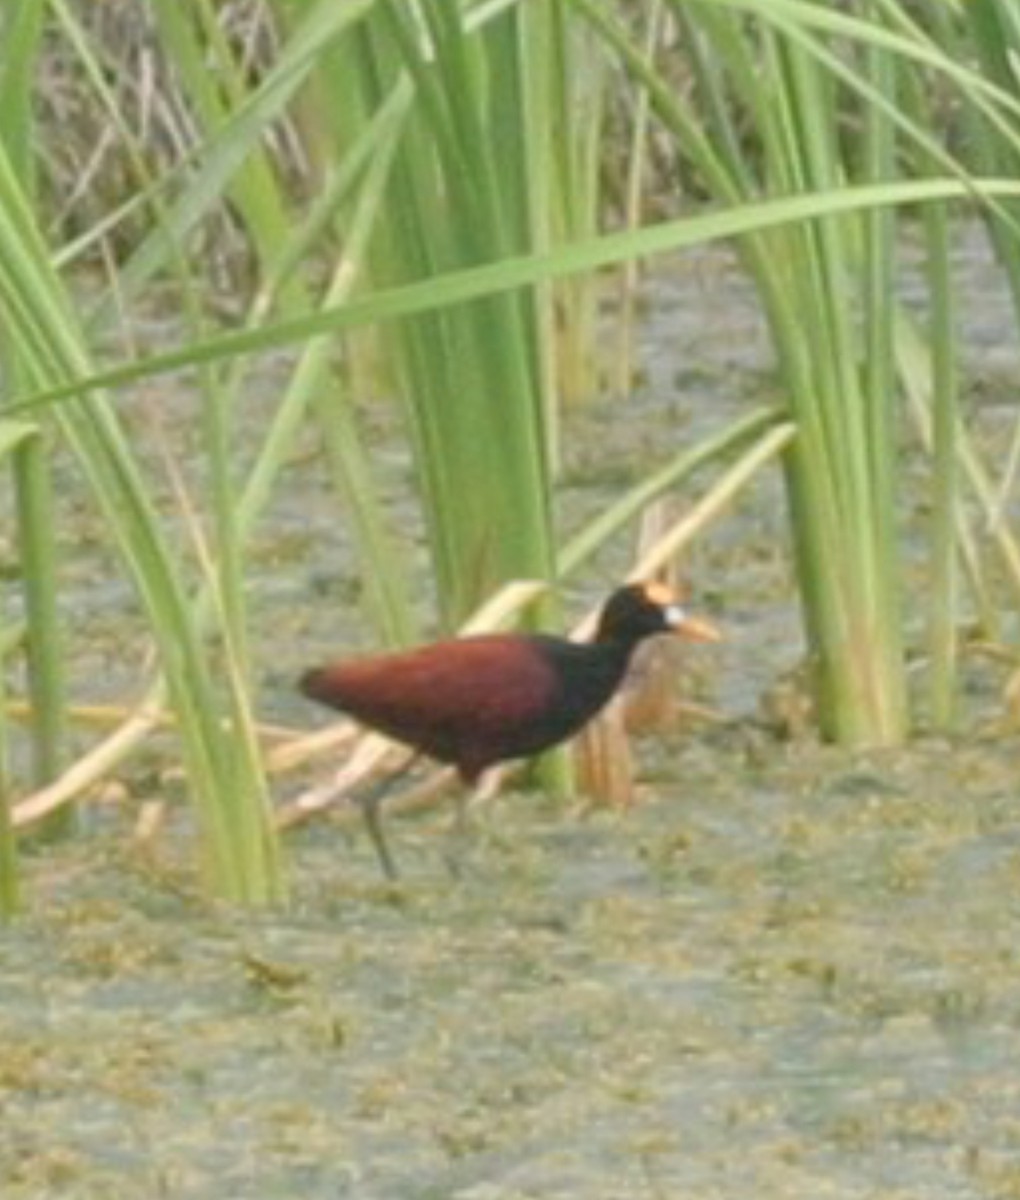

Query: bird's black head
left=594, top=582, right=720, bottom=647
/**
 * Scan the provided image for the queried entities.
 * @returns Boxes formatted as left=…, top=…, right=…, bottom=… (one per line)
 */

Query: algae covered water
left=5, top=235, right=1020, bottom=1196
left=4, top=732, right=1020, bottom=1198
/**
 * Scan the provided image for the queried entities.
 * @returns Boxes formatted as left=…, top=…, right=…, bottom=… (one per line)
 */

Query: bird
left=299, top=581, right=720, bottom=877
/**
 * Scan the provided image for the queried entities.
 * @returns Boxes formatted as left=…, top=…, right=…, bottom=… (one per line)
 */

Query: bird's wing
left=308, top=635, right=559, bottom=757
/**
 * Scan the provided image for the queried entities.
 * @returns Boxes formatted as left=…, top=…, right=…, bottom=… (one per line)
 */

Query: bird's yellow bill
left=677, top=613, right=723, bottom=643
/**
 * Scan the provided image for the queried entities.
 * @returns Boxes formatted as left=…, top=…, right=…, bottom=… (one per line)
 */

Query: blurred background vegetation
left=4, top=0, right=1020, bottom=907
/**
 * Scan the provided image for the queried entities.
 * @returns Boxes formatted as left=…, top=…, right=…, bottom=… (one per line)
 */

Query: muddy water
left=5, top=232, right=1020, bottom=1197
left=5, top=735, right=1020, bottom=1199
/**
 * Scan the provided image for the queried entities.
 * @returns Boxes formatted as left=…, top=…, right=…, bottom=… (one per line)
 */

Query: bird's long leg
left=442, top=771, right=486, bottom=879
left=356, top=752, right=420, bottom=880
left=452, top=782, right=475, bottom=842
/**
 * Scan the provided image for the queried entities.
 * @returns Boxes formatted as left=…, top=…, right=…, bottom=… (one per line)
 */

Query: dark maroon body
left=299, top=584, right=717, bottom=876
left=300, top=632, right=632, bottom=783
left=299, top=582, right=718, bottom=791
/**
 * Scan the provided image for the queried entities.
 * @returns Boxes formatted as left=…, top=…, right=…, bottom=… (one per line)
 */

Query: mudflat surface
left=5, top=731, right=1020, bottom=1199
left=5, top=230, right=1020, bottom=1197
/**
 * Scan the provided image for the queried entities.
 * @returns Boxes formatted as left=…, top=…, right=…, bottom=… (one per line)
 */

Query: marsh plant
left=3, top=0, right=1020, bottom=903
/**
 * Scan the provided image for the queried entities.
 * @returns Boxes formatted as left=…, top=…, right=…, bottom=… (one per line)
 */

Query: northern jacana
left=300, top=582, right=719, bottom=877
